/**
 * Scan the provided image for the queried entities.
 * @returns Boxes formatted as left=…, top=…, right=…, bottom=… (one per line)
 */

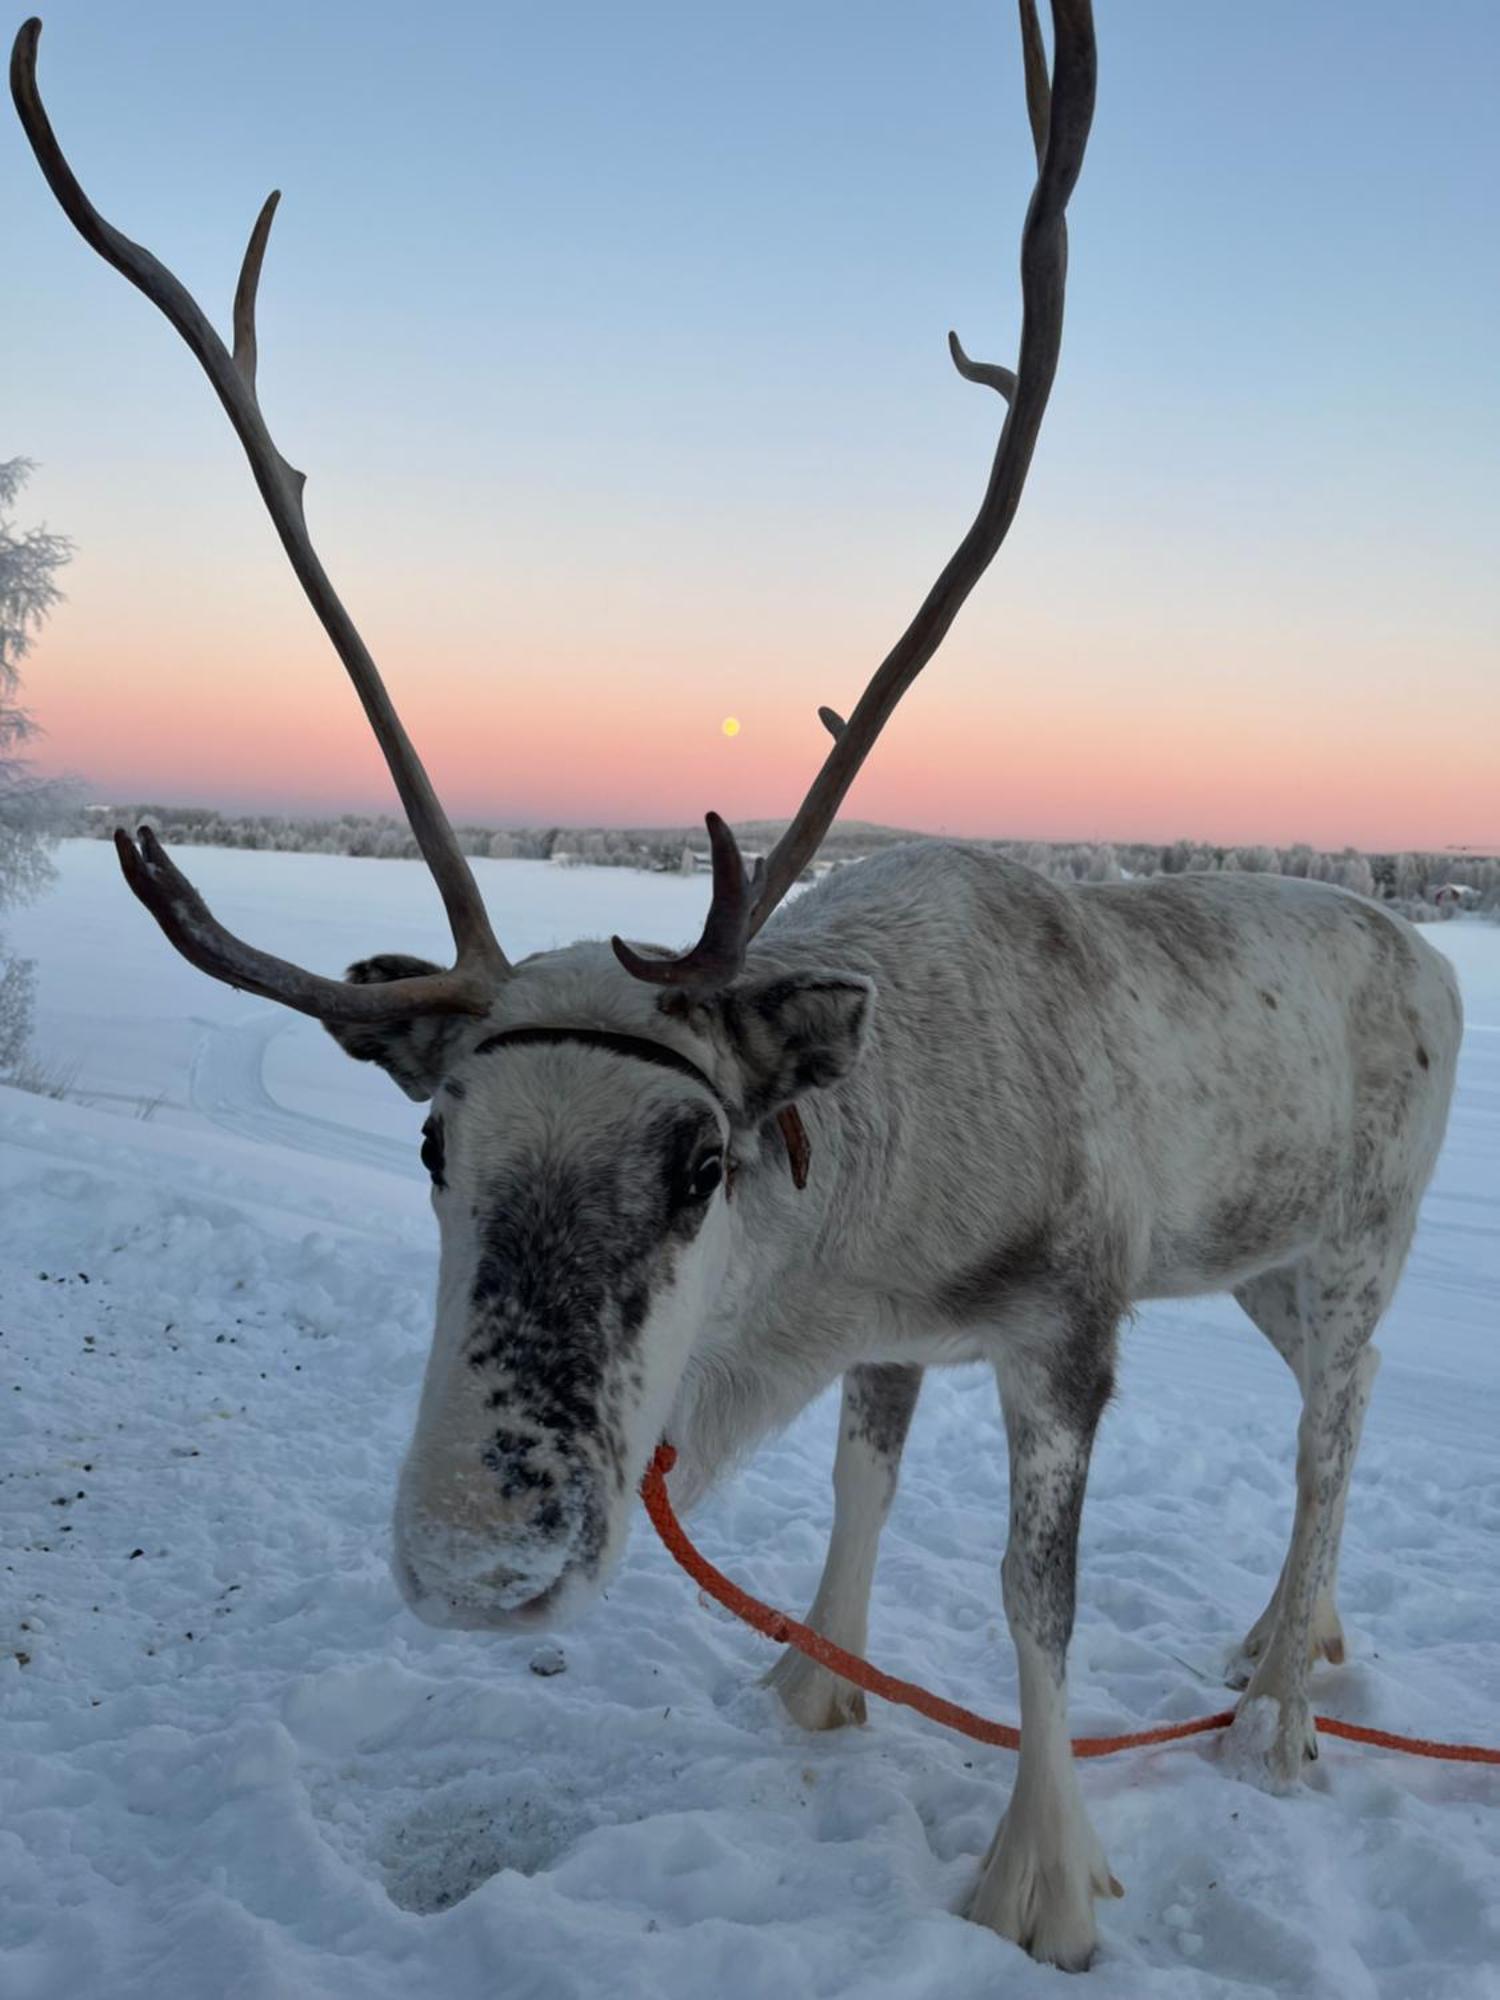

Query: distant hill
left=602, top=819, right=928, bottom=860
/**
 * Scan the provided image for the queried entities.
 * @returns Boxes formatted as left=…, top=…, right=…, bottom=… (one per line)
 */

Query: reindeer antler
left=10, top=18, right=510, bottom=1025
left=612, top=0, right=1095, bottom=993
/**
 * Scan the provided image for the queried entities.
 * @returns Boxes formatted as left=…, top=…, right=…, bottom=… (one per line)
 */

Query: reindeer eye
left=420, top=1118, right=446, bottom=1188
left=688, top=1153, right=724, bottom=1203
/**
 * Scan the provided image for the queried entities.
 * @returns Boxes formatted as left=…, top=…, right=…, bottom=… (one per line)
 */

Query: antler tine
left=947, top=330, right=1016, bottom=402
left=611, top=812, right=758, bottom=993
left=232, top=190, right=283, bottom=402
left=619, top=0, right=1095, bottom=992
left=10, top=18, right=509, bottom=1020
left=1018, top=0, right=1051, bottom=167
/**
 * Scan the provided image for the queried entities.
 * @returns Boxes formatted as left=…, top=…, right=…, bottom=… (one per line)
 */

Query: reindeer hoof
left=967, top=1806, right=1116, bottom=1971
left=1224, top=1692, right=1318, bottom=1792
left=762, top=1647, right=867, bottom=1731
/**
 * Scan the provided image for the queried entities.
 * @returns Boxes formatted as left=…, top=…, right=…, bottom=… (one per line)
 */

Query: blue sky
left=7, top=2, right=1497, bottom=846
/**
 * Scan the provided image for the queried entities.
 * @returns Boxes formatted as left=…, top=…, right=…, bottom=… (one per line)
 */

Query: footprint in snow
left=377, top=1784, right=591, bottom=1914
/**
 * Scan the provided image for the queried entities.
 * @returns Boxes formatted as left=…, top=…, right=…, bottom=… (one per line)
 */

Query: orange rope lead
left=640, top=1445, right=1499, bottom=1767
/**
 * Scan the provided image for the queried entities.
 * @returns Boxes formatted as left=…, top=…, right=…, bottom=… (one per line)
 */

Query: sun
left=721, top=716, right=740, bottom=738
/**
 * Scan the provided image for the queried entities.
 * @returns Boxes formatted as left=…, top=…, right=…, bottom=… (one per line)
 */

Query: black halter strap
left=471, top=1024, right=811, bottom=1191
left=473, top=1024, right=728, bottom=1111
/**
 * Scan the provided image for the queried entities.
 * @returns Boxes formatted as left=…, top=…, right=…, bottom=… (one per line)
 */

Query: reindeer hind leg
left=1229, top=1262, right=1368, bottom=1680
left=1227, top=1236, right=1401, bottom=1785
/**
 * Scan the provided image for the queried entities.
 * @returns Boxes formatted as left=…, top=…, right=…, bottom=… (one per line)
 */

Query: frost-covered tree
left=1333, top=851, right=1375, bottom=898
left=0, top=459, right=74, bottom=1076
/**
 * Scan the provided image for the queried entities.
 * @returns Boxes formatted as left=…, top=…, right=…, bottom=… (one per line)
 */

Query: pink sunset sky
left=9, top=2, right=1498, bottom=853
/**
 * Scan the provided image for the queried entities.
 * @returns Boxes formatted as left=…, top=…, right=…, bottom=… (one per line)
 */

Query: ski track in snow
left=189, top=1012, right=423, bottom=1183
left=2, top=845, right=1498, bottom=2000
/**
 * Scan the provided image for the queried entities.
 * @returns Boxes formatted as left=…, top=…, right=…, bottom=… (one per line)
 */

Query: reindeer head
left=12, top=2, right=1093, bottom=1627
left=325, top=945, right=872, bottom=1627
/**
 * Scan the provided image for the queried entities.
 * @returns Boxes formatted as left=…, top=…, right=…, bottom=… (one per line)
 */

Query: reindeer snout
left=393, top=1441, right=593, bottom=1628
left=395, top=1530, right=572, bottom=1626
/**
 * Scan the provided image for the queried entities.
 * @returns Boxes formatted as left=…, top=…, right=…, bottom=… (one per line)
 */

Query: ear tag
left=775, top=1105, right=811, bottom=1190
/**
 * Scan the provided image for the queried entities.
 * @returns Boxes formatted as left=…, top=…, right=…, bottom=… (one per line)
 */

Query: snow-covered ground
left=3, top=842, right=1497, bottom=2000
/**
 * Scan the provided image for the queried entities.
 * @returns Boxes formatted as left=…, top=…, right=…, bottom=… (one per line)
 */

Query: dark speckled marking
left=1004, top=1449, right=1090, bottom=1662
left=939, top=1221, right=1127, bottom=1437
left=843, top=1364, right=922, bottom=1462
left=937, top=1223, right=1057, bottom=1324
left=1000, top=1308, right=1117, bottom=1665
left=461, top=1100, right=721, bottom=1534
left=1045, top=1304, right=1118, bottom=1439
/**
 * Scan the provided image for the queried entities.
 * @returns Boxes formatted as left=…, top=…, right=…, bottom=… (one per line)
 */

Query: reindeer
left=14, top=4, right=1462, bottom=1970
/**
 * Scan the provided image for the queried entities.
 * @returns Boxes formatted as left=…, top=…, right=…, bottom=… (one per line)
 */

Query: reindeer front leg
left=969, top=1325, right=1121, bottom=1971
left=766, top=1363, right=922, bottom=1730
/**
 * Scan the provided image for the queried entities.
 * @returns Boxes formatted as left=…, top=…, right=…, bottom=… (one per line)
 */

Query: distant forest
left=72, top=804, right=1500, bottom=920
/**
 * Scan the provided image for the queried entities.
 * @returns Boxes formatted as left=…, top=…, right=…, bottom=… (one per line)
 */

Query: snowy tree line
left=72, top=805, right=702, bottom=875
left=981, top=838, right=1500, bottom=919
left=71, top=804, right=1500, bottom=918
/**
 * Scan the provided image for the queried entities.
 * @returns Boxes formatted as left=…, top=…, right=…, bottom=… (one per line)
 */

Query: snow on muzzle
left=390, top=1285, right=631, bottom=1631
left=393, top=1421, right=611, bottom=1631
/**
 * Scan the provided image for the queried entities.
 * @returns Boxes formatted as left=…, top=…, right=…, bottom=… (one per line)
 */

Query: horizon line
left=72, top=802, right=1500, bottom=863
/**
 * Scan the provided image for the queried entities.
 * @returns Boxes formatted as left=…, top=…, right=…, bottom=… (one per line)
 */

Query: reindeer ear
left=323, top=954, right=476, bottom=1101
left=711, top=970, right=874, bottom=1121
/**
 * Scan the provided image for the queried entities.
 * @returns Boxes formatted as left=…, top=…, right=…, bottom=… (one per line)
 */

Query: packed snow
left=3, top=843, right=1497, bottom=2000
